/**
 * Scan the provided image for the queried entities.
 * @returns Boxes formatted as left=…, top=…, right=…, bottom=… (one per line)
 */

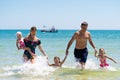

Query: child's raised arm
left=106, top=56, right=117, bottom=63
left=47, top=60, right=54, bottom=66
left=60, top=54, right=68, bottom=65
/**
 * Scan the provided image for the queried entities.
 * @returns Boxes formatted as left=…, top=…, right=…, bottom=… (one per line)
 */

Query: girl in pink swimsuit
left=95, top=48, right=117, bottom=68
left=16, top=31, right=35, bottom=62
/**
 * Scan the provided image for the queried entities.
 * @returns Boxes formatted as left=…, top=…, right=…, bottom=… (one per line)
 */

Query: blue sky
left=0, top=0, right=120, bottom=30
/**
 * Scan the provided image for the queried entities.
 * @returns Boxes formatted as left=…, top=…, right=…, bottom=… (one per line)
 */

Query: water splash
left=1, top=56, right=55, bottom=77
left=85, top=58, right=98, bottom=70
left=0, top=57, right=118, bottom=78
left=66, top=58, right=117, bottom=71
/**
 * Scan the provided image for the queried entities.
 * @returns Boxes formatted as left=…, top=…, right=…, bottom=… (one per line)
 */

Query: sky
left=0, top=0, right=120, bottom=30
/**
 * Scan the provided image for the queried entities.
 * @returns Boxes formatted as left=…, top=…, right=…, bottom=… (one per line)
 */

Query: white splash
left=72, top=58, right=98, bottom=70
left=1, top=56, right=55, bottom=76
left=73, top=58, right=117, bottom=71
left=85, top=58, right=98, bottom=70
left=98, top=66, right=117, bottom=71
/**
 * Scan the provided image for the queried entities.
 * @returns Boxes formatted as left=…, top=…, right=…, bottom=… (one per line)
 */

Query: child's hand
left=94, top=49, right=97, bottom=57
left=18, top=47, right=21, bottom=50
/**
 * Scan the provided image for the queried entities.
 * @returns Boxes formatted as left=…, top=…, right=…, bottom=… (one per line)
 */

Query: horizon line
left=0, top=28, right=120, bottom=30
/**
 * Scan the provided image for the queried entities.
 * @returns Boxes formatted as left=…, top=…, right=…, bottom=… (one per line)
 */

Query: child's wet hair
left=54, top=56, right=60, bottom=63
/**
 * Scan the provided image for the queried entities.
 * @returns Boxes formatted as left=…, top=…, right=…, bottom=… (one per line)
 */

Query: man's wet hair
left=81, top=22, right=88, bottom=26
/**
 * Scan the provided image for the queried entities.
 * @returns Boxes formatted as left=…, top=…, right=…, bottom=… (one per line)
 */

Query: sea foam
left=1, top=56, right=55, bottom=77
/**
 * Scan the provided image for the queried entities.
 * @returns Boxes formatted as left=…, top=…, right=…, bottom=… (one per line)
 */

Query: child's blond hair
left=16, top=31, right=22, bottom=35
left=98, top=48, right=106, bottom=56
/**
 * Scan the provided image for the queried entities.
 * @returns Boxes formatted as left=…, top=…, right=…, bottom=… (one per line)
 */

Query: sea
left=0, top=29, right=120, bottom=80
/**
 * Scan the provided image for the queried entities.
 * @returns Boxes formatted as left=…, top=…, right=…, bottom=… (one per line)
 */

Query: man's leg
left=80, top=48, right=88, bottom=70
left=80, top=62, right=85, bottom=70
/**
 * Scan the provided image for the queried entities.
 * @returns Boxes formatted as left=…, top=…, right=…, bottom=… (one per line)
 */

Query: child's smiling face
left=99, top=48, right=105, bottom=56
left=54, top=57, right=60, bottom=64
left=17, top=34, right=22, bottom=40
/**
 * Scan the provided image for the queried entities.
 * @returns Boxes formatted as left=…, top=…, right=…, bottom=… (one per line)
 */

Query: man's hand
left=94, top=48, right=97, bottom=53
left=94, top=48, right=97, bottom=57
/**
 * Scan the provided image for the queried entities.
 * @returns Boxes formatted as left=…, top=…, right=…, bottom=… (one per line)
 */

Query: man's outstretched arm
left=66, top=33, right=76, bottom=55
left=88, top=33, right=97, bottom=53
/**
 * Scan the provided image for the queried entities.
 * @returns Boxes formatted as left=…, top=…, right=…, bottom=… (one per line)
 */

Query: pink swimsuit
left=100, top=58, right=109, bottom=67
left=19, top=39, right=25, bottom=48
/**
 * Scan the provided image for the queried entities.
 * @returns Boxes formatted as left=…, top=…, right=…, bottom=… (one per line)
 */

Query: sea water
left=0, top=30, right=120, bottom=80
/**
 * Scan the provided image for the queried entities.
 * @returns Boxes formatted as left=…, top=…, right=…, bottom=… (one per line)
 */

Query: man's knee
left=80, top=62, right=85, bottom=65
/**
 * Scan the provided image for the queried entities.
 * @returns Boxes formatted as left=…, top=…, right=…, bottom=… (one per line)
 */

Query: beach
left=0, top=30, right=120, bottom=80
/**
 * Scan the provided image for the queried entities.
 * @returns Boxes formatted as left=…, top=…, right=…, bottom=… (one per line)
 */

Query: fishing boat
left=41, top=26, right=58, bottom=33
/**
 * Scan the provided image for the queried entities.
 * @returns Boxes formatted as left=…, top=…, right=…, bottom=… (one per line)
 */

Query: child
left=47, top=54, right=68, bottom=67
left=16, top=31, right=36, bottom=62
left=95, top=48, right=117, bottom=68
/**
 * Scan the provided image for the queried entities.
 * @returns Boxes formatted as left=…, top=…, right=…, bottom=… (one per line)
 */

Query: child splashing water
left=16, top=31, right=36, bottom=62
left=95, top=48, right=117, bottom=69
left=47, top=54, right=68, bottom=67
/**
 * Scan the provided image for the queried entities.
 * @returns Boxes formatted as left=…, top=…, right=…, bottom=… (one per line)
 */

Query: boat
left=41, top=26, right=58, bottom=33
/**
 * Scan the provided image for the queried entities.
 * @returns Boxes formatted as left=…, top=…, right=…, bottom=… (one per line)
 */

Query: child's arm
left=16, top=40, right=20, bottom=50
left=47, top=61, right=55, bottom=66
left=106, top=56, right=117, bottom=63
left=60, top=54, right=68, bottom=65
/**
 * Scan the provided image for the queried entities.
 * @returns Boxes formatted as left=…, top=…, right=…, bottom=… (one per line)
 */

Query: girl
left=16, top=31, right=35, bottom=62
left=47, top=54, right=68, bottom=67
left=95, top=48, right=117, bottom=68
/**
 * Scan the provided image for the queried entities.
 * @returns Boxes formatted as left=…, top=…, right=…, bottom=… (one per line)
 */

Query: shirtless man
left=65, top=22, right=97, bottom=70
